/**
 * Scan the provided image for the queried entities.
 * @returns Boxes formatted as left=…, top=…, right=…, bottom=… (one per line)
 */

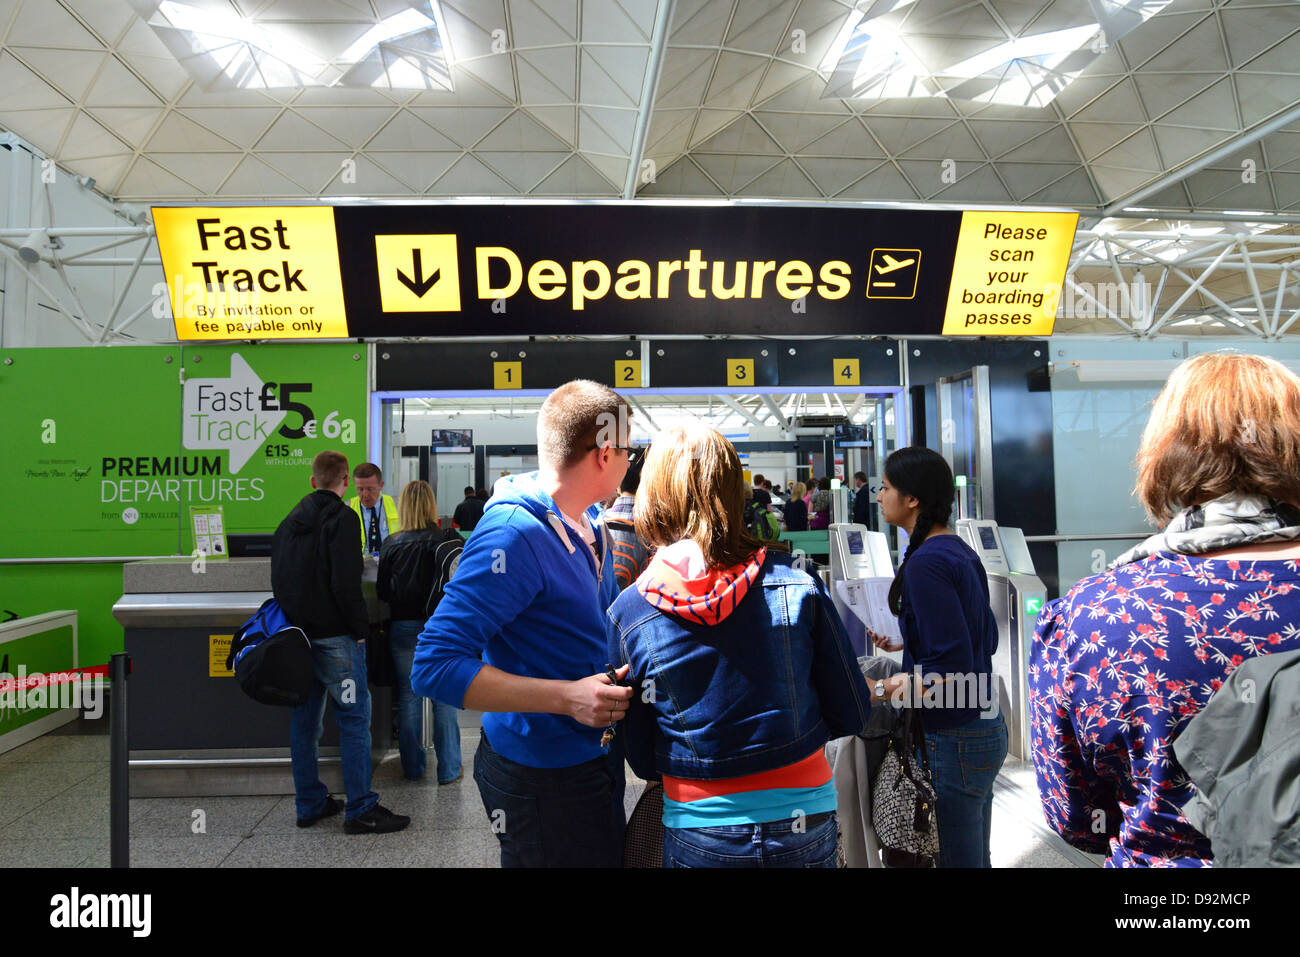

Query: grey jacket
left=1172, top=648, right=1300, bottom=867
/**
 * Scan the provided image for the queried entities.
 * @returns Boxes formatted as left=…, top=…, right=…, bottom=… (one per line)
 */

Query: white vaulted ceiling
left=0, top=0, right=1296, bottom=213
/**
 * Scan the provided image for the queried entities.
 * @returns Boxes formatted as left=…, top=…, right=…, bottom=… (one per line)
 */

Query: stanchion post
left=109, top=652, right=130, bottom=868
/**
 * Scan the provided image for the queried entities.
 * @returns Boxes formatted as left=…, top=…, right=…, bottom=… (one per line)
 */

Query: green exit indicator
left=955, top=474, right=968, bottom=487
left=1025, top=596, right=1043, bottom=616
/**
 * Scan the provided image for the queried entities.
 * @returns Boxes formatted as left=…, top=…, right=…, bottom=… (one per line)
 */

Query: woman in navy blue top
left=867, top=446, right=1008, bottom=868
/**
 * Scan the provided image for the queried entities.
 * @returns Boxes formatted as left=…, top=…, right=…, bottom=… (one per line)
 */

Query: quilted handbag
left=871, top=707, right=939, bottom=867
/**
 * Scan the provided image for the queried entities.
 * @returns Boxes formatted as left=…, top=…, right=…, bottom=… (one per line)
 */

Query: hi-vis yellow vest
left=348, top=494, right=400, bottom=551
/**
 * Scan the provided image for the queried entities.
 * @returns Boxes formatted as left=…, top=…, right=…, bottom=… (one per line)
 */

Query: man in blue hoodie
left=411, top=380, right=636, bottom=867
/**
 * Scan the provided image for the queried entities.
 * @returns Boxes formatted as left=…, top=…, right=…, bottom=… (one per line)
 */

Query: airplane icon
left=866, top=248, right=921, bottom=299
left=874, top=254, right=916, bottom=275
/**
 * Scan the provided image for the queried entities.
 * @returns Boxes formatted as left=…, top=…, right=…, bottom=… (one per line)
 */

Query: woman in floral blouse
left=1030, top=352, right=1300, bottom=867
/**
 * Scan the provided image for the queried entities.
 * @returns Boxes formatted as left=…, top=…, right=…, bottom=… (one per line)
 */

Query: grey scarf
left=1111, top=493, right=1300, bottom=568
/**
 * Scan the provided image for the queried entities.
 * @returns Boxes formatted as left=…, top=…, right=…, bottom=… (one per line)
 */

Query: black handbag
left=871, top=707, right=939, bottom=867
left=623, top=781, right=665, bottom=868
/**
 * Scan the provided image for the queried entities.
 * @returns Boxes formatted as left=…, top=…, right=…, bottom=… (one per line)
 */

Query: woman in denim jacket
left=607, top=425, right=872, bottom=868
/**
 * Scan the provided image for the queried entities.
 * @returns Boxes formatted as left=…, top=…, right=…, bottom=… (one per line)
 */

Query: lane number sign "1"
left=834, top=358, right=860, bottom=386
left=615, top=359, right=641, bottom=387
left=493, top=361, right=522, bottom=390
left=727, top=359, right=754, bottom=387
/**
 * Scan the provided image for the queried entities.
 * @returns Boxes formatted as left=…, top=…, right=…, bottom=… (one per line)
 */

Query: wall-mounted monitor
left=834, top=424, right=872, bottom=448
left=431, top=428, right=473, bottom=453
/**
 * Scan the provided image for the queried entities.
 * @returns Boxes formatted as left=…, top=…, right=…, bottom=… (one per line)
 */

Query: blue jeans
left=922, top=711, right=1008, bottom=868
left=663, top=811, right=839, bottom=868
left=389, top=619, right=463, bottom=783
left=473, top=731, right=626, bottom=868
left=289, top=635, right=379, bottom=822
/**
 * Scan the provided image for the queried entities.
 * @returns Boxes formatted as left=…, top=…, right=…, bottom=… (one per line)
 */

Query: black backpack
left=226, top=597, right=314, bottom=706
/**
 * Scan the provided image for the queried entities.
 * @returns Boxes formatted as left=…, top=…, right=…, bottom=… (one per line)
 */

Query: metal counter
left=113, top=557, right=393, bottom=797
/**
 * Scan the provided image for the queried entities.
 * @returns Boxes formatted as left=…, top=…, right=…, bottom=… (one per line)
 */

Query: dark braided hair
left=885, top=447, right=956, bottom=616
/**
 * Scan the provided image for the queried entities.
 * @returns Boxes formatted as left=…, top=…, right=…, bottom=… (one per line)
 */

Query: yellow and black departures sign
left=154, top=207, right=350, bottom=340
left=155, top=204, right=1077, bottom=340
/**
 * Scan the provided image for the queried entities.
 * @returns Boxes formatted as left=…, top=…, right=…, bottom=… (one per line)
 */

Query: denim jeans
left=473, top=731, right=626, bottom=868
left=663, top=811, right=839, bottom=868
left=289, top=635, right=379, bottom=822
left=389, top=619, right=463, bottom=783
left=921, top=711, right=1008, bottom=868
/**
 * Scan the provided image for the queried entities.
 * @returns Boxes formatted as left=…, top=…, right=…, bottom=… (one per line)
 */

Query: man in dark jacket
left=453, top=486, right=485, bottom=531
left=852, top=471, right=874, bottom=530
left=272, top=450, right=409, bottom=835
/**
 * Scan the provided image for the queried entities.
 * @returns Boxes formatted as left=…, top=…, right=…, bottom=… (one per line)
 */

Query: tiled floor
left=0, top=725, right=1090, bottom=868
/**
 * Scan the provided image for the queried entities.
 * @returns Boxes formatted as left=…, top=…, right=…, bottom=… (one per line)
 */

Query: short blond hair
left=636, top=424, right=771, bottom=568
left=1136, top=352, right=1300, bottom=522
left=791, top=481, right=807, bottom=500
left=397, top=480, right=438, bottom=531
left=537, top=379, right=629, bottom=470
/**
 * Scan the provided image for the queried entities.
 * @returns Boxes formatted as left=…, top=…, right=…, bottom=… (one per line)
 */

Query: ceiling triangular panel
left=798, top=157, right=887, bottom=197
left=149, top=152, right=242, bottom=194
left=751, top=59, right=814, bottom=107
left=116, top=156, right=203, bottom=199
left=255, top=111, right=350, bottom=150
left=517, top=47, right=577, bottom=101
left=476, top=150, right=567, bottom=191
left=585, top=152, right=628, bottom=190
left=1027, top=167, right=1101, bottom=207
left=177, top=108, right=280, bottom=148
left=655, top=47, right=715, bottom=109
left=476, top=110, right=571, bottom=151
left=702, top=52, right=767, bottom=111
left=86, top=56, right=161, bottom=107
left=410, top=107, right=514, bottom=148
left=580, top=106, right=636, bottom=154
left=752, top=112, right=852, bottom=153
left=59, top=112, right=128, bottom=161
left=295, top=107, right=399, bottom=148
left=694, top=114, right=781, bottom=155
left=0, top=52, right=72, bottom=111
left=692, top=152, right=782, bottom=190
left=835, top=162, right=919, bottom=201
left=1234, top=72, right=1300, bottom=128
left=87, top=107, right=164, bottom=148
left=220, top=155, right=314, bottom=197
left=531, top=154, right=617, bottom=195
left=525, top=105, right=578, bottom=147
left=510, top=0, right=579, bottom=46
left=321, top=158, right=414, bottom=196
left=10, top=48, right=107, bottom=103
left=1221, top=7, right=1299, bottom=67
left=367, top=110, right=461, bottom=150
left=636, top=156, right=726, bottom=197
left=581, top=46, right=648, bottom=108
left=6, top=2, right=102, bottom=49
left=688, top=109, right=744, bottom=149
left=801, top=119, right=887, bottom=159
left=428, top=154, right=515, bottom=195
left=147, top=112, right=238, bottom=152
left=737, top=159, right=820, bottom=198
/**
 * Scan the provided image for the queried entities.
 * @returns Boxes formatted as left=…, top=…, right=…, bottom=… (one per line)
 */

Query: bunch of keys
left=600, top=664, right=624, bottom=750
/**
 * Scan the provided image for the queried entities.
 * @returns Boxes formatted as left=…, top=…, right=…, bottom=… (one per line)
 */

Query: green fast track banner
left=0, top=344, right=368, bottom=663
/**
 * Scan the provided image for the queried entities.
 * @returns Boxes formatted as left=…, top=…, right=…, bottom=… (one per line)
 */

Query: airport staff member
left=348, top=462, right=400, bottom=555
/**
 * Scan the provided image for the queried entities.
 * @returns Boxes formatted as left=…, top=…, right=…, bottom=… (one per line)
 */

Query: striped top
left=662, top=751, right=837, bottom=828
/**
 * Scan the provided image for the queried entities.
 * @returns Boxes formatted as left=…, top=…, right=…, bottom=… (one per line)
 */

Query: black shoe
left=296, top=796, right=343, bottom=828
left=344, top=804, right=410, bottom=835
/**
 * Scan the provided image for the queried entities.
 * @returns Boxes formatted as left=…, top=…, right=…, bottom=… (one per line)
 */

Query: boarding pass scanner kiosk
left=827, top=523, right=896, bottom=658
left=954, top=519, right=1045, bottom=760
